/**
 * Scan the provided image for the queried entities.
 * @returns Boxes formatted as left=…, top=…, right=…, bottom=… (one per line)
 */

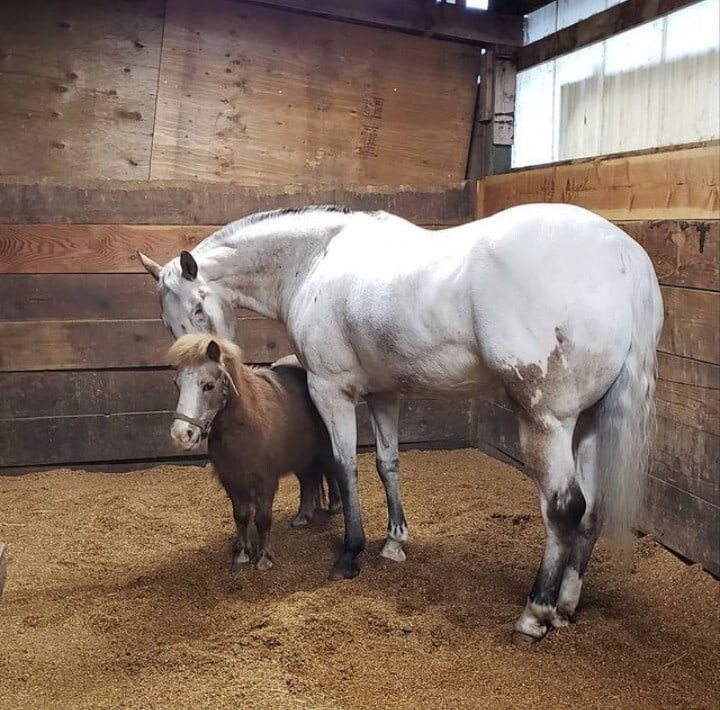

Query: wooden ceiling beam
left=234, top=0, right=524, bottom=46
left=518, top=0, right=702, bottom=70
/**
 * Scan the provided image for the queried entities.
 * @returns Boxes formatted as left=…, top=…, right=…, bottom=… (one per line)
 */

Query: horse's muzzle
left=170, top=419, right=204, bottom=450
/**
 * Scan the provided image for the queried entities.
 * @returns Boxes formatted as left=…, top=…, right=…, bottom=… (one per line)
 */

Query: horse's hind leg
left=255, top=487, right=276, bottom=571
left=226, top=486, right=252, bottom=571
left=513, top=414, right=585, bottom=645
left=365, top=393, right=407, bottom=563
left=557, top=415, right=603, bottom=622
left=292, top=467, right=320, bottom=528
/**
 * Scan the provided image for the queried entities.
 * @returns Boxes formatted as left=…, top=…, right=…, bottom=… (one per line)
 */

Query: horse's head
left=138, top=250, right=236, bottom=340
left=166, top=335, right=240, bottom=451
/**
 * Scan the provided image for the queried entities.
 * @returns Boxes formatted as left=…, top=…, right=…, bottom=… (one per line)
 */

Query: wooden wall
left=0, top=182, right=477, bottom=472
left=475, top=144, right=720, bottom=576
left=0, top=0, right=481, bottom=185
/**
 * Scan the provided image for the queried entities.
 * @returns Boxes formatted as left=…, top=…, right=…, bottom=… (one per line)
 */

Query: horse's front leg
left=365, top=392, right=407, bottom=563
left=308, top=376, right=364, bottom=580
left=513, top=414, right=584, bottom=645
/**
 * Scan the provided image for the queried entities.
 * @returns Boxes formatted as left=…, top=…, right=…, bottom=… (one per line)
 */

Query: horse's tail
left=593, top=247, right=663, bottom=550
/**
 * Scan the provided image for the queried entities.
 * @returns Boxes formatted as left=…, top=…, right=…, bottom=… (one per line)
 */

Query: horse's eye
left=202, top=382, right=215, bottom=392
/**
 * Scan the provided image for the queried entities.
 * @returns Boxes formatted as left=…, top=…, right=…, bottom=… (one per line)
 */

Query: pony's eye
left=202, top=382, right=215, bottom=392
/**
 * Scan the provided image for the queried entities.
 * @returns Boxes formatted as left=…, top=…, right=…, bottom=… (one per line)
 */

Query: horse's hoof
left=550, top=611, right=572, bottom=629
left=511, top=630, right=540, bottom=647
left=329, top=555, right=360, bottom=581
left=231, top=550, right=251, bottom=571
left=380, top=540, right=406, bottom=563
left=256, top=555, right=273, bottom=572
left=291, top=514, right=310, bottom=528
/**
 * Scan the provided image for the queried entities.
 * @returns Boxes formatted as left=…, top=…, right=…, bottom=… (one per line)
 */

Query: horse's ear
left=137, top=251, right=162, bottom=281
left=180, top=250, right=198, bottom=281
left=206, top=340, right=222, bottom=363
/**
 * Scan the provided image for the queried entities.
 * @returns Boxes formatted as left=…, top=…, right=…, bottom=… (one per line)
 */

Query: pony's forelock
left=166, top=333, right=244, bottom=369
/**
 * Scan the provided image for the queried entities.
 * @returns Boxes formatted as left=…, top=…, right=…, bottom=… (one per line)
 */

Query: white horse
left=139, top=203, right=663, bottom=644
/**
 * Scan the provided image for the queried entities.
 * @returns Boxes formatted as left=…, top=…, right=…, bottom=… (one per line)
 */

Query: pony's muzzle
left=171, top=419, right=203, bottom=450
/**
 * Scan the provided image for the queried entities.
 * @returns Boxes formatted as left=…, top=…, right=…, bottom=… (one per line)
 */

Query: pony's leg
left=292, top=469, right=318, bottom=528
left=307, top=377, right=364, bottom=580
left=228, top=491, right=253, bottom=571
left=254, top=488, right=275, bottom=571
left=513, top=414, right=585, bottom=645
left=557, top=423, right=602, bottom=622
left=365, top=393, right=407, bottom=563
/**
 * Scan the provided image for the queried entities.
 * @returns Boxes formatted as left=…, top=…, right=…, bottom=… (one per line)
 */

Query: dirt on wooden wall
left=0, top=0, right=481, bottom=184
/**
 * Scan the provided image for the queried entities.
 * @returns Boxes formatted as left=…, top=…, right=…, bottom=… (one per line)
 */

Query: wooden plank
left=151, top=0, right=481, bottom=184
left=0, top=318, right=292, bottom=371
left=0, top=274, right=260, bottom=321
left=0, top=182, right=475, bottom=225
left=235, top=0, right=523, bottom=45
left=0, top=225, right=215, bottom=274
left=657, top=352, right=720, bottom=436
left=620, top=220, right=720, bottom=291
left=638, top=473, right=720, bottom=576
left=0, top=398, right=473, bottom=468
left=475, top=398, right=521, bottom=461
left=476, top=145, right=720, bottom=220
left=659, top=287, right=719, bottom=364
left=0, top=0, right=164, bottom=181
left=518, top=0, right=700, bottom=70
left=653, top=415, right=719, bottom=506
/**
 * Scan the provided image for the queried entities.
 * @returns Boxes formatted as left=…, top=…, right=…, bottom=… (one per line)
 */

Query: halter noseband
left=172, top=411, right=213, bottom=439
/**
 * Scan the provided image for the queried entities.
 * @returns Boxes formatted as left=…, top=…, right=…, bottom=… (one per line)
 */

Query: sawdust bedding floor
left=0, top=449, right=718, bottom=710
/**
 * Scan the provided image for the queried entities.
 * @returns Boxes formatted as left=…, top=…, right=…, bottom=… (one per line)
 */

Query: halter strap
left=172, top=411, right=213, bottom=439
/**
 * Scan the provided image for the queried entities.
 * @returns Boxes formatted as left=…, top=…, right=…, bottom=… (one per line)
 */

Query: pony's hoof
left=291, top=513, right=311, bottom=528
left=511, top=630, right=540, bottom=648
left=380, top=540, right=406, bottom=563
left=550, top=611, right=572, bottom=629
left=256, top=555, right=273, bottom=572
left=329, top=554, right=360, bottom=581
left=231, top=550, right=251, bottom=571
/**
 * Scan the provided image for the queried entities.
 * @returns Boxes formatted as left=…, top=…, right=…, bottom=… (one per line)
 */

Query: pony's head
left=139, top=250, right=236, bottom=340
left=166, top=334, right=242, bottom=450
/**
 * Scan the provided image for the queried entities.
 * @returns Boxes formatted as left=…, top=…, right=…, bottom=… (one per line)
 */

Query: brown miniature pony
left=167, top=334, right=341, bottom=571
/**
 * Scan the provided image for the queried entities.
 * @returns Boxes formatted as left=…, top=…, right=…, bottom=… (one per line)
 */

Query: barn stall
left=0, top=1, right=718, bottom=708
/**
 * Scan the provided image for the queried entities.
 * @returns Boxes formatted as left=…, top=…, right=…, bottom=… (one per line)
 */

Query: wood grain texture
left=0, top=318, right=291, bottom=371
left=234, top=0, right=523, bottom=45
left=639, top=473, right=719, bottom=576
left=659, top=287, right=719, bottom=364
left=0, top=182, right=475, bottom=225
left=517, top=0, right=700, bottom=70
left=0, top=274, right=259, bottom=321
left=0, top=225, right=215, bottom=274
left=151, top=0, right=480, bottom=184
left=0, top=0, right=164, bottom=180
left=0, top=398, right=473, bottom=467
left=476, top=145, right=720, bottom=220
left=619, top=220, right=719, bottom=291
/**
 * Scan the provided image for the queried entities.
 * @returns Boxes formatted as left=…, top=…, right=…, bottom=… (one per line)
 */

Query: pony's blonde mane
left=166, top=334, right=283, bottom=394
left=166, top=333, right=244, bottom=370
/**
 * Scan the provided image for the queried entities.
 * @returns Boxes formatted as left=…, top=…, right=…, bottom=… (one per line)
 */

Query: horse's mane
left=166, top=333, right=244, bottom=369
left=166, top=334, right=283, bottom=393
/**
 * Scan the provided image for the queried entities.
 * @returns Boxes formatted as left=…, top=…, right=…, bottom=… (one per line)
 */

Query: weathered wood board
left=0, top=181, right=475, bottom=225
left=151, top=0, right=480, bottom=184
left=0, top=398, right=474, bottom=468
left=0, top=0, right=164, bottom=181
left=476, top=145, right=720, bottom=220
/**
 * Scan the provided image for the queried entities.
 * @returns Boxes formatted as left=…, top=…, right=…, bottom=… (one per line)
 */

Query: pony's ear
left=180, top=250, right=198, bottom=281
left=206, top=340, right=222, bottom=363
left=137, top=251, right=162, bottom=281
